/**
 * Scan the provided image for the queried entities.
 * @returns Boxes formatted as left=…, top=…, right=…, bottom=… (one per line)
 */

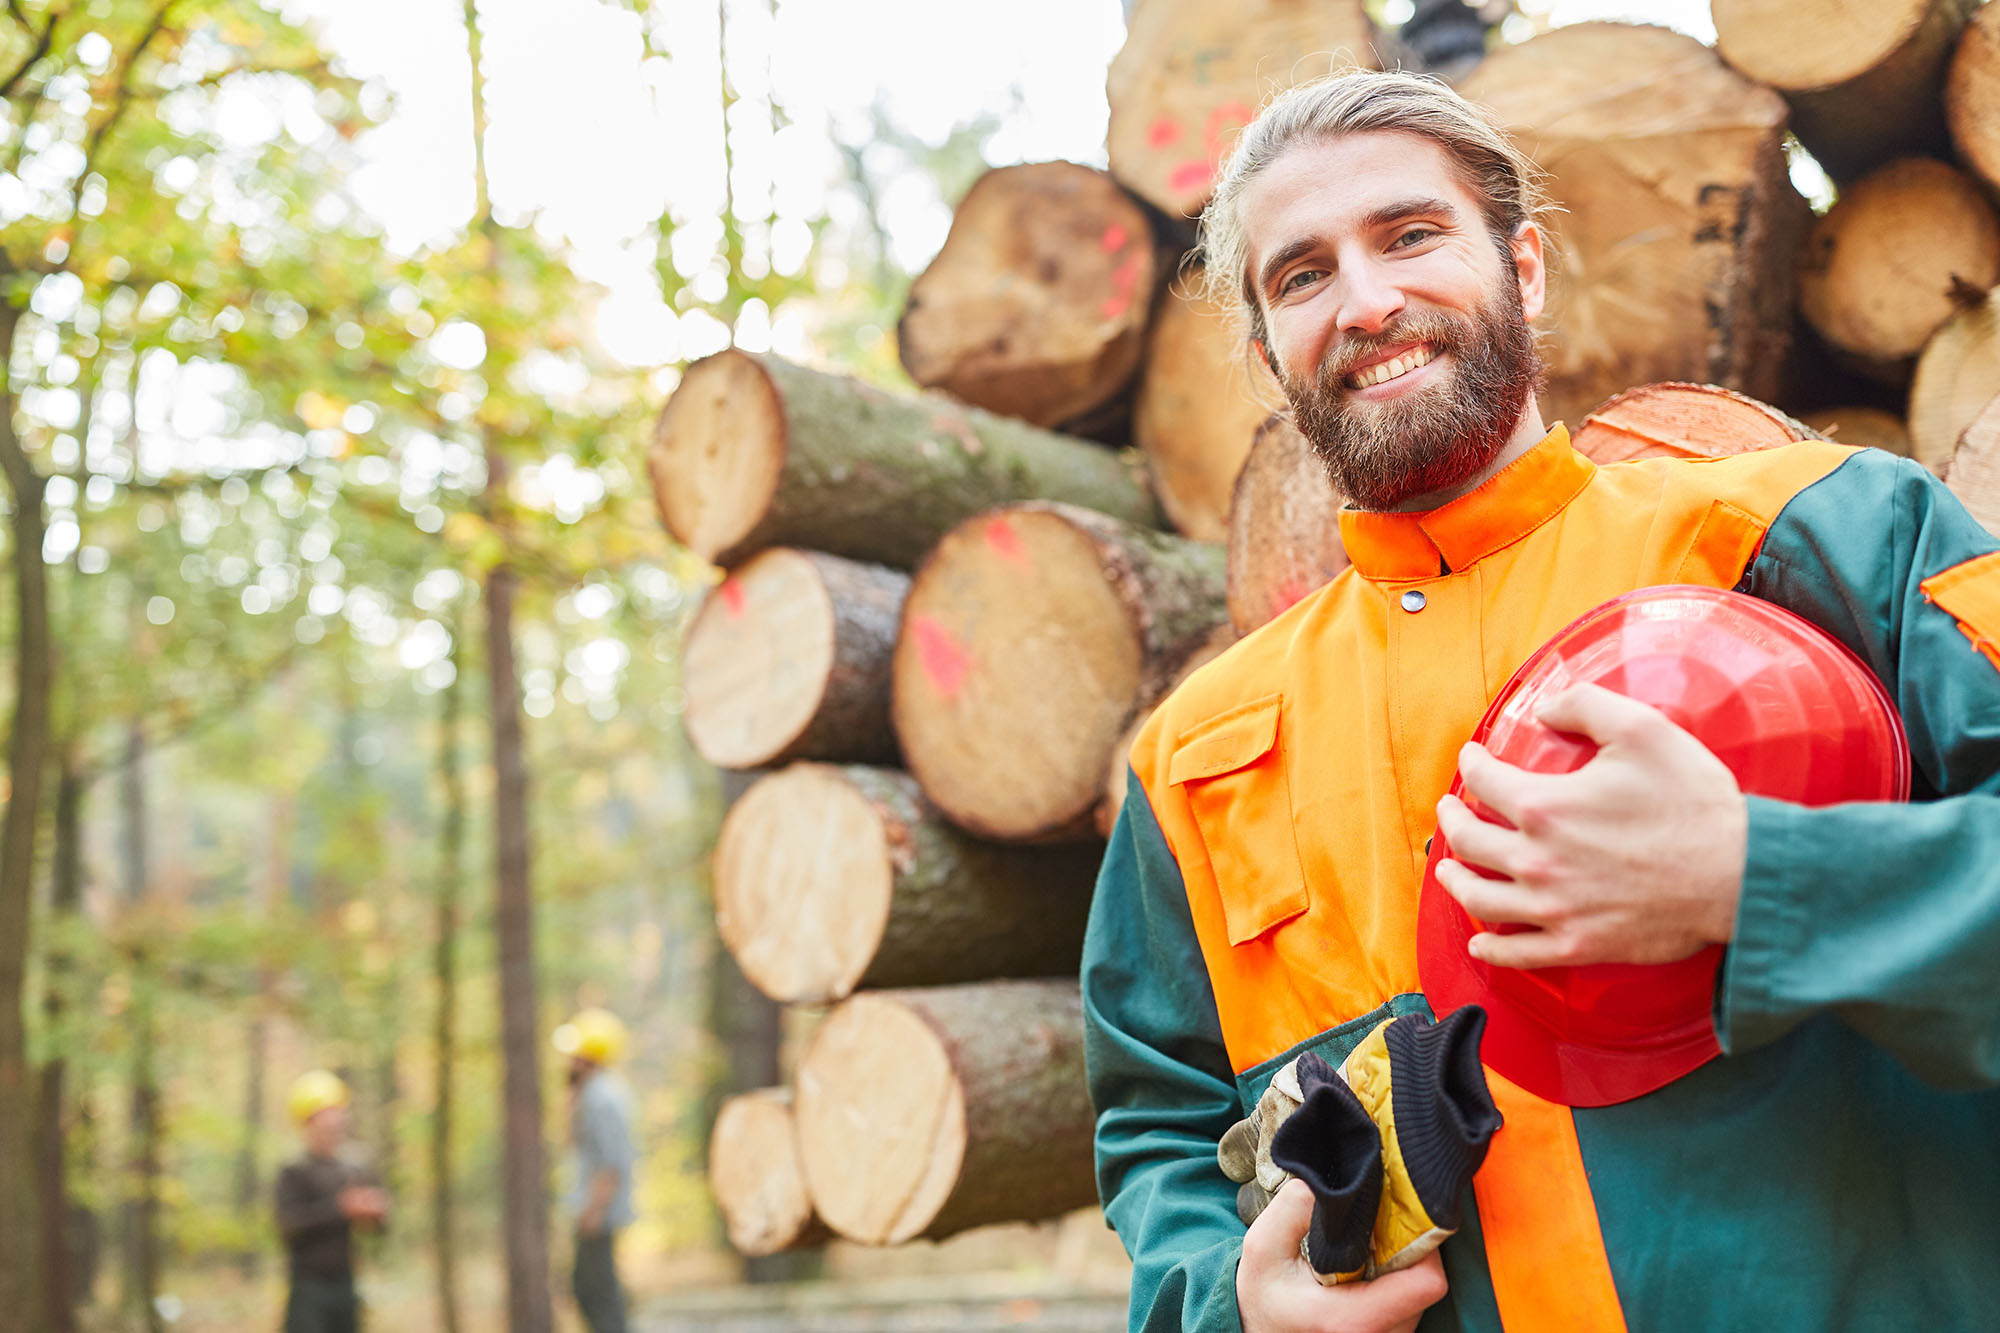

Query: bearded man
left=1081, top=70, right=2000, bottom=1333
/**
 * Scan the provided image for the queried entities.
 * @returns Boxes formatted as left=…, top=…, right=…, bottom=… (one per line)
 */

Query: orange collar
left=1336, top=424, right=1591, bottom=581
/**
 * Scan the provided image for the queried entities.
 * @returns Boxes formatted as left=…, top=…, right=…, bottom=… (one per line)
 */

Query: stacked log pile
left=651, top=0, right=2000, bottom=1261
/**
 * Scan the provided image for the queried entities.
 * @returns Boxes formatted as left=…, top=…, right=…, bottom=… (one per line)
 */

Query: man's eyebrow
left=1255, top=197, right=1463, bottom=293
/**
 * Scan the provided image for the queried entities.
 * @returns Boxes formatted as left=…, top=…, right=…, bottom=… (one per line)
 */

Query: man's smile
left=1344, top=341, right=1441, bottom=393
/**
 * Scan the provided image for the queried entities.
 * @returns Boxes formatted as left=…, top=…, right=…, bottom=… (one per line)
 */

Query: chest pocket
left=1169, top=693, right=1309, bottom=945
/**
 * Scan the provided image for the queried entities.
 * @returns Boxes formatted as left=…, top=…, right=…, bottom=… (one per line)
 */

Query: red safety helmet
left=1417, top=585, right=1910, bottom=1107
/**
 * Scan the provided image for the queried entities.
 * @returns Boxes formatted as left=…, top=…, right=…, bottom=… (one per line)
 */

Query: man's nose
left=1335, top=260, right=1406, bottom=336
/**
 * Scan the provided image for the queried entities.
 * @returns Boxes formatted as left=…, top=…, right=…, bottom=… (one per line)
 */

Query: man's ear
left=1509, top=221, right=1547, bottom=325
left=1250, top=337, right=1281, bottom=377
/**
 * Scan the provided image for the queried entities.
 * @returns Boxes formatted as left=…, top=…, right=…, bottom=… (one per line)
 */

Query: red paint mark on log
left=984, top=516, right=1029, bottom=566
left=719, top=580, right=747, bottom=618
left=1147, top=117, right=1182, bottom=149
left=1100, top=223, right=1129, bottom=253
left=1101, top=294, right=1132, bottom=320
left=1275, top=575, right=1310, bottom=613
left=912, top=615, right=973, bottom=700
left=1205, top=102, right=1254, bottom=156
left=1168, top=159, right=1214, bottom=197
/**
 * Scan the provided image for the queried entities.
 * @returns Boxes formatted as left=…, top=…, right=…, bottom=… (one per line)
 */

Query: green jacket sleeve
left=1084, top=767, right=1247, bottom=1333
left=1723, top=449, right=2000, bottom=1087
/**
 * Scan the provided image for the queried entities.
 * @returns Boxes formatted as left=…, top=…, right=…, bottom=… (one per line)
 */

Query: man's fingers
left=1454, top=742, right=1557, bottom=830
left=1533, top=683, right=1659, bottom=750
left=1435, top=858, right=1551, bottom=927
left=1434, top=793, right=1538, bottom=880
left=1469, top=925, right=1576, bottom=970
left=1239, top=1177, right=1313, bottom=1275
left=1336, top=1251, right=1450, bottom=1330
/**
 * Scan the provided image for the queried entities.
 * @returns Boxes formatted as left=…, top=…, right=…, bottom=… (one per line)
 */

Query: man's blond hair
left=1198, top=69, right=1553, bottom=346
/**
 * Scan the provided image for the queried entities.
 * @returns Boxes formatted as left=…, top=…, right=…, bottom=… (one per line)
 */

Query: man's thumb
left=1242, top=1176, right=1312, bottom=1271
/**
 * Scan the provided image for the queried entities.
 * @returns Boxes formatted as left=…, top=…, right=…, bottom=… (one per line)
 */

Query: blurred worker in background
left=274, top=1070, right=388, bottom=1333
left=555, top=1007, right=638, bottom=1333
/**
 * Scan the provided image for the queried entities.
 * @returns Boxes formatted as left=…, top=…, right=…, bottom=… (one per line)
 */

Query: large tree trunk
left=1910, top=285, right=2000, bottom=473
left=682, top=549, right=906, bottom=770
left=898, top=162, right=1159, bottom=431
left=707, top=1089, right=829, bottom=1257
left=792, top=981, right=1096, bottom=1245
left=36, top=750, right=84, bottom=1333
left=714, top=765, right=1099, bottom=1004
left=1942, top=393, right=2000, bottom=537
left=0, top=298, right=51, bottom=1333
left=1569, top=382, right=1821, bottom=464
left=1132, top=269, right=1280, bottom=541
left=117, top=725, right=162, bottom=1333
left=1106, top=0, right=1382, bottom=222
left=648, top=350, right=1161, bottom=569
left=1460, top=22, right=1807, bottom=426
left=1225, top=413, right=1349, bottom=637
left=432, top=644, right=465, bottom=1333
left=1713, top=0, right=1977, bottom=182
left=892, top=502, right=1227, bottom=842
left=1796, top=158, right=2000, bottom=382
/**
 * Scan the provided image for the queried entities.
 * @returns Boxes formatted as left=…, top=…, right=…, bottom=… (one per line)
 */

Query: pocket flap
left=1923, top=550, right=2000, bottom=672
left=1169, top=695, right=1283, bottom=785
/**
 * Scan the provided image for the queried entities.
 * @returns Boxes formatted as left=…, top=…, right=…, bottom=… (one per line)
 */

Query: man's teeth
left=1349, top=345, right=1436, bottom=389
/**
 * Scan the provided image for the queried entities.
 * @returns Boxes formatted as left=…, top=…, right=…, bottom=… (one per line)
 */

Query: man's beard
left=1279, top=274, right=1543, bottom=512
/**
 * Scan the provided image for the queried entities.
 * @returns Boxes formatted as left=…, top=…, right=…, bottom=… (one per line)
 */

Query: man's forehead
left=1243, top=130, right=1474, bottom=255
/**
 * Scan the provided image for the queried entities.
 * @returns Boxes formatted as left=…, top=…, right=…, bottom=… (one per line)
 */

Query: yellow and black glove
left=1267, top=1051, right=1385, bottom=1282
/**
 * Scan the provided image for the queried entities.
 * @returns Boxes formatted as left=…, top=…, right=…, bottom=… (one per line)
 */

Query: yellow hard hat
left=552, top=1008, right=627, bottom=1065
left=288, top=1070, right=351, bottom=1125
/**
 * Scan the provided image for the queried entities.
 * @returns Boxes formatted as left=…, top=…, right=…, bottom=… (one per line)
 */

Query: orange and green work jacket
left=1082, top=426, right=2000, bottom=1333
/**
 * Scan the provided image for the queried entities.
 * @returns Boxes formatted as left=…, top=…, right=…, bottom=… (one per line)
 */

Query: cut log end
left=1714, top=0, right=1943, bottom=91
left=1224, top=413, right=1350, bottom=637
left=708, top=1090, right=827, bottom=1257
left=898, top=162, right=1157, bottom=428
left=1944, top=394, right=2000, bottom=538
left=1570, top=382, right=1817, bottom=464
left=1947, top=5, right=2000, bottom=195
left=794, top=994, right=969, bottom=1246
left=714, top=765, right=895, bottom=1005
left=685, top=551, right=835, bottom=769
left=1797, top=406, right=1912, bottom=457
left=1911, top=289, right=2000, bottom=472
left=893, top=504, right=1225, bottom=842
left=650, top=349, right=785, bottom=562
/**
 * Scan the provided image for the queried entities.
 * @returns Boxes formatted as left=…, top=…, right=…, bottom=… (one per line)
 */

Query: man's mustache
left=1321, top=312, right=1466, bottom=385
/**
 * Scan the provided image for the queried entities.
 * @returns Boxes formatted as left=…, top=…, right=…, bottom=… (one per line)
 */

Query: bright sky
left=280, top=0, right=1720, bottom=371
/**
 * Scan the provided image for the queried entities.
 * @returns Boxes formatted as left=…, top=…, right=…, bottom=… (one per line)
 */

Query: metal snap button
left=1401, top=589, right=1427, bottom=613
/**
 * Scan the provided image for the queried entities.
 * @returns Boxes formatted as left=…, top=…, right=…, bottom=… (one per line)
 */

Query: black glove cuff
left=1269, top=1052, right=1384, bottom=1278
left=1385, top=1006, right=1504, bottom=1230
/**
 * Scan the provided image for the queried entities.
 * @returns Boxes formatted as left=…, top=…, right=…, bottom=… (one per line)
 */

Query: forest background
left=0, top=0, right=1724, bottom=1330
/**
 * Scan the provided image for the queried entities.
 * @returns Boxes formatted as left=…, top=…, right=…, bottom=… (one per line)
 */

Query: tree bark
left=1797, top=406, right=1912, bottom=457
left=892, top=502, right=1227, bottom=842
left=1106, top=0, right=1382, bottom=221
left=898, top=161, right=1159, bottom=430
left=1943, top=393, right=2000, bottom=538
left=0, top=296, right=52, bottom=1333
left=648, top=349, right=1162, bottom=569
left=708, top=1089, right=829, bottom=1257
left=1132, top=268, right=1282, bottom=541
left=432, top=640, right=465, bottom=1333
left=715, top=765, right=1099, bottom=1004
left=1569, top=382, right=1821, bottom=464
left=792, top=980, right=1096, bottom=1245
left=1225, top=413, right=1350, bottom=637
left=36, top=750, right=83, bottom=1332
left=1714, top=0, right=1977, bottom=182
left=1460, top=22, right=1808, bottom=426
left=1910, top=285, right=2000, bottom=473
left=682, top=549, right=906, bottom=770
left=117, top=725, right=161, bottom=1333
left=1796, top=158, right=2000, bottom=381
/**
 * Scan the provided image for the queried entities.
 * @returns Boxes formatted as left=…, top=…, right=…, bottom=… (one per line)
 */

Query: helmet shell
left=552, top=1007, right=628, bottom=1066
left=1417, top=585, right=1910, bottom=1107
left=288, top=1069, right=352, bottom=1126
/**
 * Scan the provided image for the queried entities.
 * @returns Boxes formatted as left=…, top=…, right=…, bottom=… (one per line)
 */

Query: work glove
left=1221, top=1006, right=1503, bottom=1286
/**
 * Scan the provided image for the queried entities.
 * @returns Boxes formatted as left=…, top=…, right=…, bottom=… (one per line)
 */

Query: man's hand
left=1238, top=1180, right=1447, bottom=1333
left=337, top=1185, right=389, bottom=1226
left=1434, top=683, right=1746, bottom=970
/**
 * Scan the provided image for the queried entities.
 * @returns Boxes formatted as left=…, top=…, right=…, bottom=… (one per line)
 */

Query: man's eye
left=1282, top=269, right=1323, bottom=293
left=1393, top=228, right=1436, bottom=249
